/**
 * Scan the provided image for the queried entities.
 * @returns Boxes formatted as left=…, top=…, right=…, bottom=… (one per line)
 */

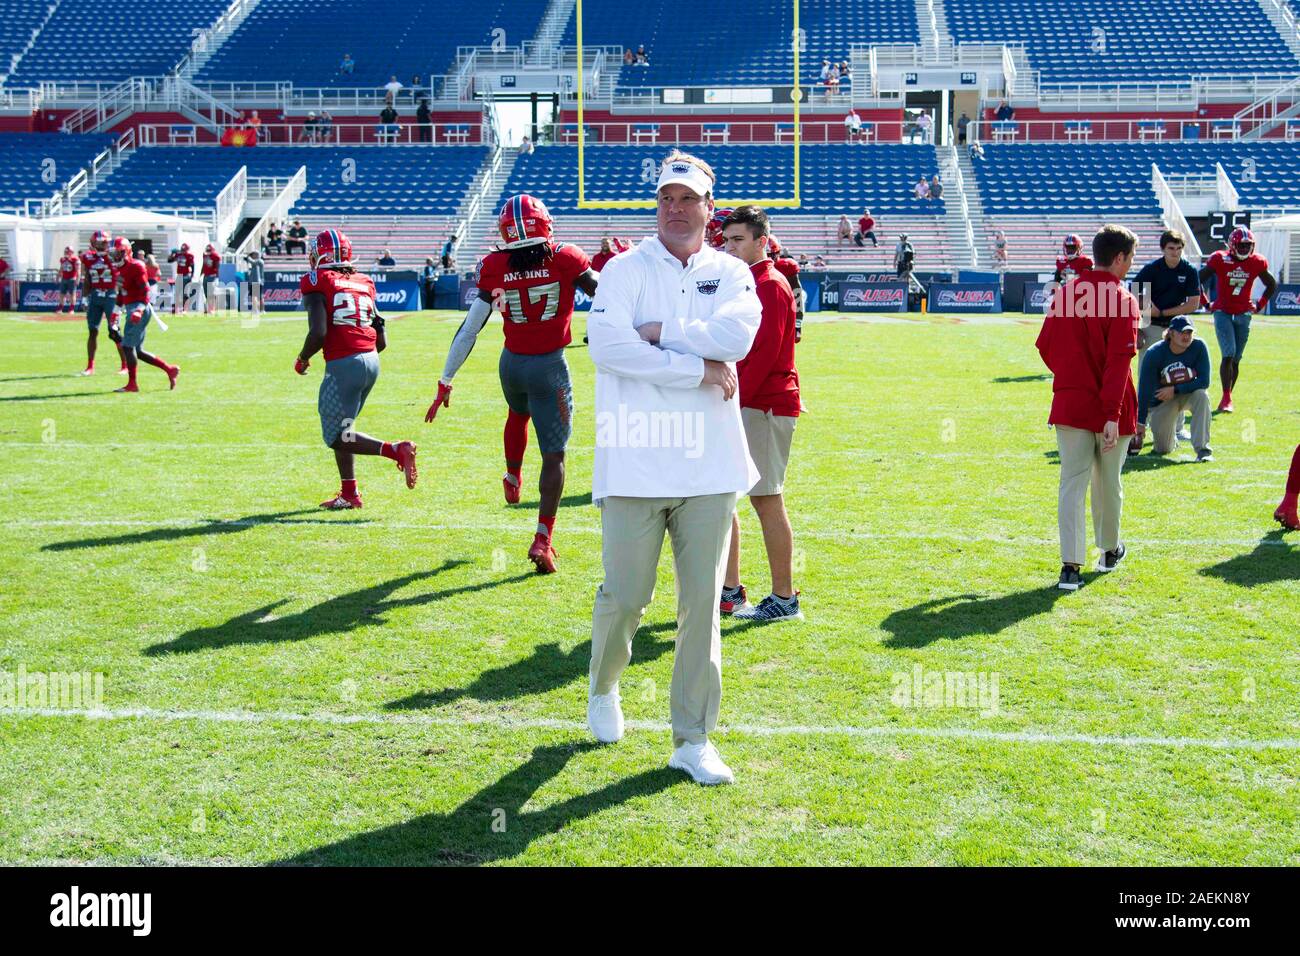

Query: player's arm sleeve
left=440, top=294, right=492, bottom=383
left=586, top=258, right=705, bottom=388
left=1100, top=295, right=1140, bottom=424
left=657, top=261, right=761, bottom=362
left=737, top=284, right=785, bottom=406
left=574, top=269, right=600, bottom=296
left=1257, top=268, right=1278, bottom=310
left=1180, top=340, right=1212, bottom=395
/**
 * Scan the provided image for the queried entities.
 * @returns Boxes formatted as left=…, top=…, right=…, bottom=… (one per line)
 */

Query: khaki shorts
left=742, top=407, right=796, bottom=497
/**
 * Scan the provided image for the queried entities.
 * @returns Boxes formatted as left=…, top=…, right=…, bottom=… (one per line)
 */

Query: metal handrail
left=213, top=166, right=248, bottom=247
left=229, top=165, right=306, bottom=259
left=1151, top=163, right=1203, bottom=264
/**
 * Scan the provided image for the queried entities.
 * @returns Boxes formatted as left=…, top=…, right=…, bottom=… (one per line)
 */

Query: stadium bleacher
left=560, top=0, right=917, bottom=87
left=946, top=0, right=1300, bottom=83
left=79, top=145, right=487, bottom=216
left=0, top=132, right=115, bottom=210
left=973, top=142, right=1300, bottom=218
left=5, top=0, right=231, bottom=86
left=500, top=144, right=944, bottom=216
left=0, top=0, right=50, bottom=82
left=197, top=0, right=551, bottom=87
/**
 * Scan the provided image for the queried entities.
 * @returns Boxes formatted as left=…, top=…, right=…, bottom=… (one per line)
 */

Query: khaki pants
left=590, top=493, right=738, bottom=748
left=1055, top=425, right=1129, bottom=567
left=1149, top=389, right=1211, bottom=455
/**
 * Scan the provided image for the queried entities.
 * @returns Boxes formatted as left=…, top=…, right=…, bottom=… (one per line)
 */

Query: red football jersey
left=83, top=251, right=117, bottom=292
left=773, top=256, right=800, bottom=287
left=476, top=242, right=591, bottom=355
left=59, top=256, right=78, bottom=280
left=201, top=252, right=220, bottom=276
left=172, top=251, right=195, bottom=275
left=300, top=267, right=379, bottom=361
left=1205, top=250, right=1268, bottom=314
left=117, top=258, right=150, bottom=304
left=147, top=262, right=161, bottom=282
left=1056, top=254, right=1093, bottom=281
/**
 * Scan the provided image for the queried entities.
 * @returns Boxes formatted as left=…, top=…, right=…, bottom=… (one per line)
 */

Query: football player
left=57, top=246, right=79, bottom=315
left=425, top=195, right=598, bottom=573
left=168, top=242, right=195, bottom=314
left=1053, top=234, right=1093, bottom=284
left=200, top=244, right=221, bottom=314
left=80, top=230, right=126, bottom=376
left=108, top=237, right=179, bottom=394
left=1276, top=444, right=1300, bottom=531
left=1199, top=227, right=1276, bottom=413
left=294, top=229, right=417, bottom=510
left=767, top=235, right=803, bottom=343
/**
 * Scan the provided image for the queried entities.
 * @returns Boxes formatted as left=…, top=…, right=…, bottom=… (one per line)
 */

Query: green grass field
left=1, top=306, right=1297, bottom=866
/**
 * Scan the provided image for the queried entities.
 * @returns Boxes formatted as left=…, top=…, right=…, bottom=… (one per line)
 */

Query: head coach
left=584, top=150, right=762, bottom=785
left=1035, top=225, right=1140, bottom=592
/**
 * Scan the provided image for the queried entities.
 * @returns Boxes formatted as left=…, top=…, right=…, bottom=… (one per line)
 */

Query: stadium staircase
left=1, top=0, right=61, bottom=86
left=176, top=0, right=266, bottom=80
left=459, top=147, right=518, bottom=257
left=1255, top=0, right=1300, bottom=62
left=954, top=145, right=989, bottom=267
left=936, top=143, right=979, bottom=267
left=528, top=0, right=577, bottom=65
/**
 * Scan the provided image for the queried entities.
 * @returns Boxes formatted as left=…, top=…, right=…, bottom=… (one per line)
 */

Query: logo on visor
left=696, top=279, right=719, bottom=295
left=671, top=163, right=690, bottom=173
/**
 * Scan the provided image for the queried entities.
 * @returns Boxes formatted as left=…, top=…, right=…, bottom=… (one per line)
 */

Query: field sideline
left=1, top=306, right=1297, bottom=866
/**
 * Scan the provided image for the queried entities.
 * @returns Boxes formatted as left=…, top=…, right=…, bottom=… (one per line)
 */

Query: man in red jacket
left=1035, top=225, right=1140, bottom=591
left=718, top=206, right=803, bottom=621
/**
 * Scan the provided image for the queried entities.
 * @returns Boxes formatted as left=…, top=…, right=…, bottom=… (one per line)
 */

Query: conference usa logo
left=1273, top=290, right=1300, bottom=309
left=1030, top=287, right=1052, bottom=308
left=935, top=289, right=994, bottom=307
left=844, top=287, right=903, bottom=305
left=695, top=279, right=720, bottom=295
left=22, top=289, right=60, bottom=306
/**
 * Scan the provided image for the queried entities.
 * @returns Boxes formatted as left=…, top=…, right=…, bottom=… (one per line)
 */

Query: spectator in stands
left=635, top=44, right=649, bottom=65
left=812, top=255, right=828, bottom=271
left=798, top=253, right=810, bottom=270
left=969, top=141, right=985, bottom=161
left=440, top=233, right=457, bottom=271
left=895, top=235, right=916, bottom=283
left=378, top=104, right=399, bottom=144
left=930, top=174, right=944, bottom=200
left=519, top=135, right=535, bottom=156
left=416, top=99, right=432, bottom=143
left=993, top=230, right=1008, bottom=269
left=837, top=214, right=852, bottom=245
left=916, top=111, right=933, bottom=145
left=957, top=111, right=970, bottom=144
left=824, top=64, right=840, bottom=99
left=246, top=110, right=262, bottom=132
left=376, top=248, right=396, bottom=267
left=286, top=220, right=308, bottom=255
left=855, top=209, right=878, bottom=248
left=318, top=111, right=334, bottom=142
left=844, top=108, right=862, bottom=142
left=265, top=222, right=284, bottom=254
left=339, top=53, right=355, bottom=77
left=384, top=75, right=403, bottom=106
left=409, top=75, right=423, bottom=104
left=839, top=60, right=852, bottom=82
left=820, top=59, right=832, bottom=82
left=422, top=257, right=438, bottom=309
left=300, top=112, right=318, bottom=144
left=994, top=99, right=1014, bottom=122
left=623, top=49, right=634, bottom=66
left=914, top=176, right=931, bottom=200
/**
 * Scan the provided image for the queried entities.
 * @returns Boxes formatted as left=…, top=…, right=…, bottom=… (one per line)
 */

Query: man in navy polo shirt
left=1129, top=230, right=1201, bottom=454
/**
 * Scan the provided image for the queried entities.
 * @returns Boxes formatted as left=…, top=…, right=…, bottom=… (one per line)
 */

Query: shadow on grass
left=0, top=374, right=76, bottom=383
left=992, top=374, right=1050, bottom=384
left=880, top=585, right=1081, bottom=647
left=143, top=559, right=538, bottom=655
left=1199, top=530, right=1298, bottom=588
left=516, top=491, right=593, bottom=510
left=42, top=509, right=365, bottom=552
left=387, top=616, right=766, bottom=709
left=0, top=391, right=103, bottom=402
left=277, top=742, right=683, bottom=866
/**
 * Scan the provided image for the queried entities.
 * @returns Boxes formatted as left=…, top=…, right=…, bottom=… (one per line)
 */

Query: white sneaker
left=587, top=691, right=624, bottom=744
left=668, top=740, right=735, bottom=785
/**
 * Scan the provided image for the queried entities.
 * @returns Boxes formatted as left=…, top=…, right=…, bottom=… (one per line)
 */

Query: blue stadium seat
left=0, top=132, right=116, bottom=209
left=80, top=145, right=487, bottom=216
left=6, top=0, right=231, bottom=85
left=560, top=0, right=917, bottom=87
left=198, top=0, right=550, bottom=87
left=497, top=143, right=944, bottom=216
left=947, top=0, right=1299, bottom=83
left=973, top=142, right=1300, bottom=216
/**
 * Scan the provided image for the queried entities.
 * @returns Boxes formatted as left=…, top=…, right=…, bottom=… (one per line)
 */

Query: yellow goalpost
left=574, top=0, right=803, bottom=209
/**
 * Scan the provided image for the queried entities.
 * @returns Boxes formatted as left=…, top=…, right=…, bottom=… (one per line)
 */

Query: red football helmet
left=63, top=245, right=74, bottom=256
left=1228, top=227, right=1255, bottom=259
left=1063, top=234, right=1082, bottom=256
left=108, top=236, right=132, bottom=263
left=706, top=208, right=734, bottom=249
left=498, top=194, right=553, bottom=249
left=309, top=228, right=352, bottom=268
left=180, top=242, right=190, bottom=253
left=90, top=230, right=109, bottom=251
left=767, top=234, right=783, bottom=258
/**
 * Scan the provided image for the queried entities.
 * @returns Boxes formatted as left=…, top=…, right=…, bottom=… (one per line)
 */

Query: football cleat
left=114, top=383, right=139, bottom=393
left=528, top=532, right=557, bottom=573
left=393, top=441, right=418, bottom=488
left=1275, top=498, right=1300, bottom=531
left=502, top=473, right=521, bottom=505
left=166, top=364, right=180, bottom=390
left=1216, top=392, right=1234, bottom=414
left=320, top=492, right=363, bottom=510
left=80, top=366, right=94, bottom=376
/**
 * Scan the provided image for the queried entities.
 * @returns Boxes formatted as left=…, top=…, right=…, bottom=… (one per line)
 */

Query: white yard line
left=4, top=704, right=1297, bottom=752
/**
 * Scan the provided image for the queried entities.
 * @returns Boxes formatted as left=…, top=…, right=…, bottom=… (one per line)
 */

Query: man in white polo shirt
left=585, top=149, right=762, bottom=785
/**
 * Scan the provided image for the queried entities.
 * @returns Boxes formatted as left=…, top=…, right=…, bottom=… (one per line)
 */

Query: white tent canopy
left=1250, top=214, right=1296, bottom=284
left=34, top=208, right=212, bottom=274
